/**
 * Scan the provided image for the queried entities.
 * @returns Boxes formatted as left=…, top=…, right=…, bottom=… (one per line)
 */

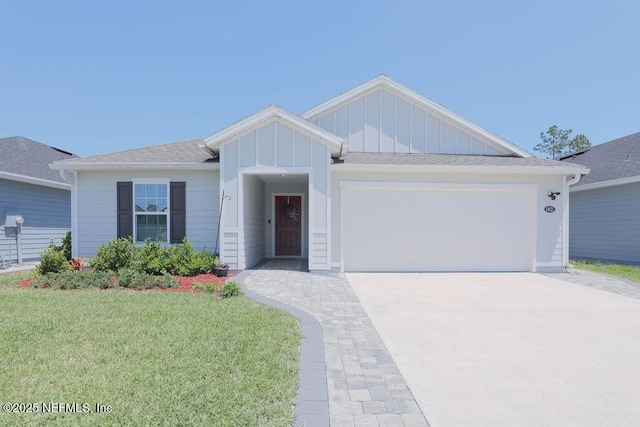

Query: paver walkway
left=239, top=259, right=428, bottom=427
left=545, top=268, right=640, bottom=300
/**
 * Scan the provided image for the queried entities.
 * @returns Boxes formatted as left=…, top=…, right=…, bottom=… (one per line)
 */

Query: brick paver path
left=240, top=259, right=429, bottom=427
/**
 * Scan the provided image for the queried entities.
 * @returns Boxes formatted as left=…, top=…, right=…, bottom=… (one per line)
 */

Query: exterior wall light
left=547, top=191, right=561, bottom=200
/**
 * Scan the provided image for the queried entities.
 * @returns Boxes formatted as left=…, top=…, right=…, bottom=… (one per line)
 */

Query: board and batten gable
left=75, top=170, right=218, bottom=258
left=219, top=118, right=331, bottom=270
left=569, top=182, right=640, bottom=264
left=308, top=87, right=509, bottom=156
left=0, top=178, right=71, bottom=263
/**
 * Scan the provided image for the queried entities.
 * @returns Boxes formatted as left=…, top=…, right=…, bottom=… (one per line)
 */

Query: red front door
left=275, top=196, right=302, bottom=256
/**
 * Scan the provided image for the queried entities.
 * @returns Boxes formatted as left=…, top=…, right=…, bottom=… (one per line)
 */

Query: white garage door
left=343, top=185, right=534, bottom=272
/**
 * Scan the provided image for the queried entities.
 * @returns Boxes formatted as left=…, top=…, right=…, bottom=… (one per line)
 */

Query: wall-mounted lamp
left=547, top=191, right=561, bottom=200
left=15, top=216, right=24, bottom=225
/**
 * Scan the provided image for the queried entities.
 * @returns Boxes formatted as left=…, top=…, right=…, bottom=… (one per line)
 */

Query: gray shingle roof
left=339, top=152, right=577, bottom=168
left=0, top=136, right=75, bottom=183
left=55, top=138, right=214, bottom=164
left=559, top=132, right=640, bottom=186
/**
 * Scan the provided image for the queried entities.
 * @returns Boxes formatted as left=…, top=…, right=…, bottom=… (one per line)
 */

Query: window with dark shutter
left=117, top=182, right=133, bottom=238
left=170, top=182, right=186, bottom=244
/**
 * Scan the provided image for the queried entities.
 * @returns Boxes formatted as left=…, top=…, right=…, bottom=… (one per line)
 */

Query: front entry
left=275, top=195, right=302, bottom=256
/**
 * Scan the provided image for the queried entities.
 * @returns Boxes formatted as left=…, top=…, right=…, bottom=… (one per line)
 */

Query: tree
left=534, top=125, right=591, bottom=159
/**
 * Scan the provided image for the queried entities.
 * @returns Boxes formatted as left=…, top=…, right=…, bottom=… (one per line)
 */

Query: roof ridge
left=75, top=137, right=205, bottom=161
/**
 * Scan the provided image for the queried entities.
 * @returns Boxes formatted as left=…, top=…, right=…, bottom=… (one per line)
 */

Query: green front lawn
left=0, top=269, right=35, bottom=289
left=571, top=259, right=640, bottom=285
left=0, top=287, right=301, bottom=426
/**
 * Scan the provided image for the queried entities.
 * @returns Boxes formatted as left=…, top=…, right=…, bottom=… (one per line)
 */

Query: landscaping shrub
left=90, top=237, right=136, bottom=273
left=193, top=280, right=220, bottom=294
left=31, top=271, right=115, bottom=290
left=37, top=245, right=72, bottom=275
left=220, top=280, right=242, bottom=298
left=168, top=240, right=216, bottom=276
left=136, top=240, right=170, bottom=275
left=61, top=230, right=72, bottom=261
left=89, top=237, right=216, bottom=277
left=118, top=268, right=177, bottom=290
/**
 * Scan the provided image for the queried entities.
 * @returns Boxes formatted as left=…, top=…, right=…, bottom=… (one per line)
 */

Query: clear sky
left=2, top=0, right=639, bottom=157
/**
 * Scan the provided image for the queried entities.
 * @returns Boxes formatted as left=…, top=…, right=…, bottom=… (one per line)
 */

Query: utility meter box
left=3, top=214, right=24, bottom=237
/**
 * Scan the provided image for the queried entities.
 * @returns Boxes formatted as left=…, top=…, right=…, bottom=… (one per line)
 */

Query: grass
left=0, top=287, right=301, bottom=426
left=571, top=259, right=640, bottom=284
left=0, top=269, right=36, bottom=289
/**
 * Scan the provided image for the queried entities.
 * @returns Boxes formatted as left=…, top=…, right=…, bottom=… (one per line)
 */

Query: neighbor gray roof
left=0, top=136, right=75, bottom=183
left=54, top=138, right=214, bottom=164
left=559, top=132, right=640, bottom=186
left=339, top=152, right=578, bottom=168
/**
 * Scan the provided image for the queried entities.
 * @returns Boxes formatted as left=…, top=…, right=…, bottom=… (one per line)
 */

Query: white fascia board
left=49, top=162, right=219, bottom=171
left=301, top=75, right=532, bottom=158
left=331, top=163, right=589, bottom=176
left=0, top=170, right=71, bottom=190
left=202, top=105, right=343, bottom=156
left=569, top=175, right=640, bottom=192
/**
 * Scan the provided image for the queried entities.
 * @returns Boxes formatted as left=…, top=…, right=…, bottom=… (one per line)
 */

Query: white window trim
left=132, top=179, right=171, bottom=244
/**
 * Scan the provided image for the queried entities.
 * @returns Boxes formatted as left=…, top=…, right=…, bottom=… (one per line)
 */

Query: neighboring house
left=0, top=136, right=74, bottom=265
left=51, top=75, right=588, bottom=273
left=559, top=132, right=640, bottom=265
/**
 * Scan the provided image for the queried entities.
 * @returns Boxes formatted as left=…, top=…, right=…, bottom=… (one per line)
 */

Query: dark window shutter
left=117, top=182, right=133, bottom=239
left=170, top=182, right=186, bottom=244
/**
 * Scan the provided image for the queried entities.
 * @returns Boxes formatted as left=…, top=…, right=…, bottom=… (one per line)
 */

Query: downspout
left=563, top=173, right=585, bottom=268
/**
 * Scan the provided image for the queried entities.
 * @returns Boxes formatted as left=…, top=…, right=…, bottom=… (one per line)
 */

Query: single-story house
left=51, top=75, right=588, bottom=273
left=1, top=136, right=74, bottom=265
left=559, top=132, right=640, bottom=265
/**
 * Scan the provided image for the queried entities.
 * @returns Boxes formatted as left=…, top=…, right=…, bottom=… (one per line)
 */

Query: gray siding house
left=51, top=76, right=587, bottom=273
left=560, top=132, right=640, bottom=265
left=0, top=137, right=74, bottom=266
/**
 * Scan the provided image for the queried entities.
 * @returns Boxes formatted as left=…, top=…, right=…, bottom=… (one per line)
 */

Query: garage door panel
left=343, top=187, right=533, bottom=272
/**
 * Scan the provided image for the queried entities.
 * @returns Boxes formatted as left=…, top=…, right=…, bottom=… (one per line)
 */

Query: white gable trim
left=301, top=75, right=531, bottom=158
left=202, top=105, right=343, bottom=157
left=0, top=170, right=71, bottom=190
left=332, top=163, right=587, bottom=175
left=50, top=162, right=219, bottom=171
left=569, top=175, right=640, bottom=192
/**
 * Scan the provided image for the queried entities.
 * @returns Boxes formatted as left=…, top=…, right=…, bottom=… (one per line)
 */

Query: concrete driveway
left=347, top=273, right=640, bottom=427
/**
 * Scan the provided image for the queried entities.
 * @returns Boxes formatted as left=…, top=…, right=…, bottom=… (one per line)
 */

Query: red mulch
left=166, top=273, right=236, bottom=293
left=14, top=272, right=236, bottom=293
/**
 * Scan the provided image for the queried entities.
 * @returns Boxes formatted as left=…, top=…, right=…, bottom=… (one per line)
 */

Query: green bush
left=117, top=268, right=177, bottom=290
left=152, top=273, right=178, bottom=289
left=61, top=231, right=72, bottom=261
left=37, top=245, right=72, bottom=275
left=89, top=237, right=217, bottom=277
left=193, top=280, right=220, bottom=294
left=168, top=240, right=215, bottom=276
left=117, top=268, right=146, bottom=288
left=220, top=280, right=242, bottom=298
left=90, top=237, right=136, bottom=273
left=136, top=240, right=170, bottom=275
left=31, top=271, right=115, bottom=290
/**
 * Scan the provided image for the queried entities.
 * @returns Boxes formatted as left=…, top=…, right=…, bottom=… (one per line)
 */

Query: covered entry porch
left=204, top=106, right=341, bottom=272
left=237, top=172, right=310, bottom=269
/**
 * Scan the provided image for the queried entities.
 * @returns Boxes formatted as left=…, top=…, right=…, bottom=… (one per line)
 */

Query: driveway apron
left=238, top=259, right=428, bottom=427
left=348, top=272, right=640, bottom=427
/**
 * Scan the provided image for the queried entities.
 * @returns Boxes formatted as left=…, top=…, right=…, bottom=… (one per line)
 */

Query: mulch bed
left=15, top=272, right=237, bottom=293
left=168, top=273, right=236, bottom=293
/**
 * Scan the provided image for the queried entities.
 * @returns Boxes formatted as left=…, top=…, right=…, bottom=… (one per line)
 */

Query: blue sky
left=2, top=0, right=638, bottom=157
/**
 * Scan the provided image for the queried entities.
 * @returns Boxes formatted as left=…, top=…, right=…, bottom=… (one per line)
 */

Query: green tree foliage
left=534, top=125, right=591, bottom=159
